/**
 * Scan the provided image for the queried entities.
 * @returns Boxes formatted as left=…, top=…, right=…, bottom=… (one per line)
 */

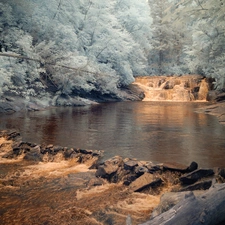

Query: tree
left=173, top=0, right=225, bottom=89
left=147, top=0, right=189, bottom=75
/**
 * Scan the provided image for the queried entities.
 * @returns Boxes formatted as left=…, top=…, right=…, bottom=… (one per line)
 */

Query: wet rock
left=179, top=180, right=213, bottom=192
left=123, top=174, right=137, bottom=186
left=218, top=168, right=225, bottom=179
left=216, top=92, right=225, bottom=102
left=146, top=162, right=163, bottom=173
left=0, top=130, right=20, bottom=141
left=64, top=148, right=74, bottom=159
left=180, top=169, right=214, bottom=185
left=79, top=149, right=95, bottom=154
left=95, top=156, right=124, bottom=179
left=163, top=162, right=189, bottom=173
left=187, top=161, right=198, bottom=172
left=163, top=161, right=198, bottom=173
left=52, top=145, right=64, bottom=153
left=46, top=144, right=54, bottom=149
left=23, top=145, right=42, bottom=162
left=135, top=166, right=149, bottom=176
left=129, top=172, right=162, bottom=192
left=124, top=159, right=138, bottom=170
left=87, top=177, right=106, bottom=188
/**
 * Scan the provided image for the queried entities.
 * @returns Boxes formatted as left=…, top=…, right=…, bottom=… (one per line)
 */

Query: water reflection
left=0, top=102, right=225, bottom=167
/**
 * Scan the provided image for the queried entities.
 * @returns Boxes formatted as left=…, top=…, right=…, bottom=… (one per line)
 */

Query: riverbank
left=0, top=84, right=144, bottom=114
left=195, top=92, right=225, bottom=126
left=1, top=130, right=225, bottom=224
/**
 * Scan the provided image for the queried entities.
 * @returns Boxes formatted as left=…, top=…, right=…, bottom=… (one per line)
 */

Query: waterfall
left=133, top=75, right=211, bottom=101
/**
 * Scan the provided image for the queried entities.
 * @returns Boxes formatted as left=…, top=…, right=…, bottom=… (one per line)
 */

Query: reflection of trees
left=1, top=102, right=225, bottom=167
left=41, top=115, right=59, bottom=144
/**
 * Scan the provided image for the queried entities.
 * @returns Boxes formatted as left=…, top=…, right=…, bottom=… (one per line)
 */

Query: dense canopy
left=0, top=0, right=224, bottom=106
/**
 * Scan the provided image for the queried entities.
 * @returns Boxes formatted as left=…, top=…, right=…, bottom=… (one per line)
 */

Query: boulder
left=124, top=159, right=138, bottom=170
left=129, top=172, right=162, bottom=192
left=163, top=162, right=188, bottom=172
left=180, top=169, right=214, bottom=185
left=218, top=168, right=225, bottom=179
left=187, top=161, right=198, bottom=172
left=135, top=166, right=149, bottom=176
left=163, top=161, right=198, bottom=173
left=179, top=179, right=213, bottom=192
left=146, top=162, right=163, bottom=173
left=95, top=156, right=123, bottom=179
left=123, top=174, right=138, bottom=186
left=140, top=183, right=225, bottom=225
left=151, top=191, right=194, bottom=218
left=23, top=145, right=42, bottom=162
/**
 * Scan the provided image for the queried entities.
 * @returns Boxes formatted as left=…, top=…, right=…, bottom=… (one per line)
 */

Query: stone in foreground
left=129, top=172, right=162, bottom=192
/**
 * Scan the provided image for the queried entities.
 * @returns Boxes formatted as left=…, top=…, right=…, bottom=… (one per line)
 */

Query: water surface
left=0, top=101, right=225, bottom=167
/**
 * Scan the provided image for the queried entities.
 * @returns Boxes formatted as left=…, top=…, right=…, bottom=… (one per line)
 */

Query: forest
left=0, top=0, right=225, bottom=107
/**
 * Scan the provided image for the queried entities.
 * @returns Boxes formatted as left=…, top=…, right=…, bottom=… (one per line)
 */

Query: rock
left=163, top=162, right=189, bottom=173
left=179, top=180, right=213, bottom=192
left=124, top=159, right=138, bottom=170
left=79, top=149, right=94, bottom=154
left=146, top=162, right=163, bottom=173
left=87, top=177, right=106, bottom=188
left=180, top=169, right=214, bottom=185
left=187, top=161, right=198, bottom=172
left=52, top=145, right=64, bottom=153
left=23, top=145, right=42, bottom=161
left=129, top=172, right=162, bottom=192
left=216, top=92, right=225, bottom=102
left=46, top=144, right=54, bottom=149
left=95, top=156, right=123, bottom=179
left=0, top=129, right=20, bottom=140
left=151, top=191, right=194, bottom=218
left=163, top=161, right=198, bottom=173
left=123, top=175, right=137, bottom=186
left=140, top=183, right=225, bottom=225
left=218, top=168, right=225, bottom=179
left=64, top=148, right=74, bottom=158
left=135, top=166, right=149, bottom=176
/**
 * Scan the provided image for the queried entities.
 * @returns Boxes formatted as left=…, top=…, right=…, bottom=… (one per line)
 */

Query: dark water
left=0, top=101, right=225, bottom=167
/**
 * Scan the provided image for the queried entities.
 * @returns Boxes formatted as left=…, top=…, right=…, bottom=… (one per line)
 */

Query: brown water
left=0, top=101, right=225, bottom=168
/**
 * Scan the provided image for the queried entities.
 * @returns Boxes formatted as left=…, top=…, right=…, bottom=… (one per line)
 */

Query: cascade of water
left=134, top=75, right=211, bottom=101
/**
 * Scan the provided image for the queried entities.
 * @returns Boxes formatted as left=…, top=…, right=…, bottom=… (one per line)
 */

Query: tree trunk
left=140, top=183, right=225, bottom=225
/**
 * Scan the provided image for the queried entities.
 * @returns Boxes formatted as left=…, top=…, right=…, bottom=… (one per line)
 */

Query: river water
left=0, top=101, right=225, bottom=168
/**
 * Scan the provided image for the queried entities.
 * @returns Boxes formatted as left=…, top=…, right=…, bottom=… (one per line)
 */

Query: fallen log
left=140, top=183, right=225, bottom=225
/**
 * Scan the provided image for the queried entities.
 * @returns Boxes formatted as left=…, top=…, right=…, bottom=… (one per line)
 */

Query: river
left=0, top=101, right=225, bottom=168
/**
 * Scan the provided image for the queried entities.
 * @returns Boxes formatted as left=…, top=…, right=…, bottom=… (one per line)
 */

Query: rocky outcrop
left=95, top=155, right=225, bottom=196
left=0, top=130, right=103, bottom=166
left=179, top=168, right=214, bottom=184
left=95, top=156, right=225, bottom=225
left=141, top=183, right=225, bottom=225
left=0, top=84, right=145, bottom=114
left=1, top=130, right=225, bottom=225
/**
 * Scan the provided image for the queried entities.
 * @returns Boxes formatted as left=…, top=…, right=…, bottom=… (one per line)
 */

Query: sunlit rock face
left=134, top=75, right=212, bottom=101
